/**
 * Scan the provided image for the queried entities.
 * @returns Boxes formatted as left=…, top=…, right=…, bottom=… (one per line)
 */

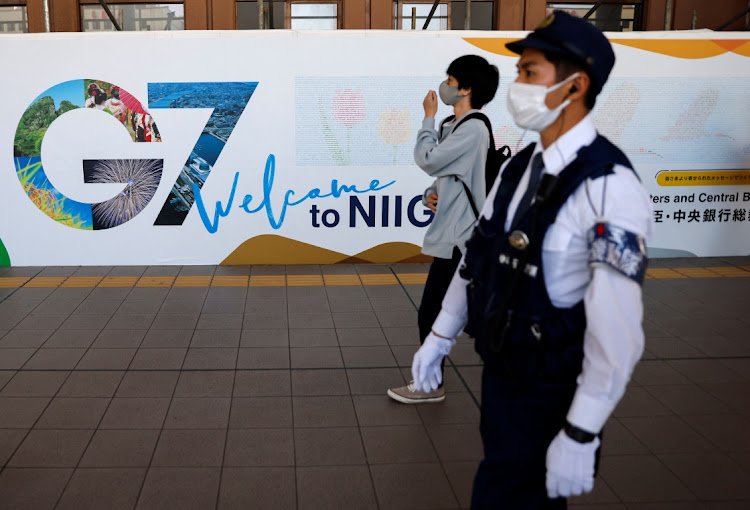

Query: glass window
left=399, top=3, right=448, bottom=30
left=291, top=3, right=338, bottom=29
left=0, top=5, right=28, bottom=33
left=451, top=1, right=493, bottom=30
left=546, top=3, right=642, bottom=32
left=237, top=1, right=285, bottom=29
left=81, top=3, right=185, bottom=31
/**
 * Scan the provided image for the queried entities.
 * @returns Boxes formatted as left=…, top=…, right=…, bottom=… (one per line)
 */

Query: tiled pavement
left=0, top=258, right=748, bottom=509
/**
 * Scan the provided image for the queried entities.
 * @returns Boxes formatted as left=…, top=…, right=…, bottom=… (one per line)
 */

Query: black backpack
left=439, top=112, right=512, bottom=217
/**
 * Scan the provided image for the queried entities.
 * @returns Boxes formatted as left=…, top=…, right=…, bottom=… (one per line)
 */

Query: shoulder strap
left=450, top=112, right=493, bottom=219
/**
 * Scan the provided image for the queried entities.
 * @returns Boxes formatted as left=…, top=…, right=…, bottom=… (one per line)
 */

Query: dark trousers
left=470, top=368, right=577, bottom=510
left=417, top=247, right=463, bottom=379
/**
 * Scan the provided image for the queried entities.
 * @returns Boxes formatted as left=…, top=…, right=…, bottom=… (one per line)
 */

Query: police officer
left=409, top=11, right=653, bottom=509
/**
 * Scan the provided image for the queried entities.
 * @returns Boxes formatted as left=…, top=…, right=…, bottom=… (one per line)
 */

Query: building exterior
left=0, top=1, right=747, bottom=34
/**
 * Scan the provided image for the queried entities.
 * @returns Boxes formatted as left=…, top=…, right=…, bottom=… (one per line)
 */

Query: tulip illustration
left=332, top=88, right=366, bottom=164
left=378, top=107, right=412, bottom=164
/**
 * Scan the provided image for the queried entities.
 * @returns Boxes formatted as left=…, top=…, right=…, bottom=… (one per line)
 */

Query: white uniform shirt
left=432, top=115, right=654, bottom=433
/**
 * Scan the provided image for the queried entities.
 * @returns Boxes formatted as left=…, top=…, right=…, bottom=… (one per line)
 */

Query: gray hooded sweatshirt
left=414, top=109, right=489, bottom=259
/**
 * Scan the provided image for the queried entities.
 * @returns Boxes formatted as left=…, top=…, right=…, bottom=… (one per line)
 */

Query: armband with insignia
left=587, top=222, right=648, bottom=284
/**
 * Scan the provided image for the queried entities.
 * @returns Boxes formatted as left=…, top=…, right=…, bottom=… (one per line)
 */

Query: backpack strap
left=451, top=113, right=492, bottom=219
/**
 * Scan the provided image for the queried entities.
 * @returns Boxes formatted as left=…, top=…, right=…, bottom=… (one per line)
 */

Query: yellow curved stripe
left=464, top=37, right=750, bottom=60
left=462, top=38, right=520, bottom=57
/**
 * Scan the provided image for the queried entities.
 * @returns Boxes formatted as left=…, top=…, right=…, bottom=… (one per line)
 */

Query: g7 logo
left=13, top=79, right=257, bottom=229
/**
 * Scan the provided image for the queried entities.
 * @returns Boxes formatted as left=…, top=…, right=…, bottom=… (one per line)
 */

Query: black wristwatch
left=563, top=421, right=597, bottom=443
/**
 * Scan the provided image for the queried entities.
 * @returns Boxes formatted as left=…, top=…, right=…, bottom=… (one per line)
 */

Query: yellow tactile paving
left=360, top=273, right=399, bottom=285
left=211, top=276, right=250, bottom=287
left=136, top=276, right=176, bottom=287
left=249, top=275, right=286, bottom=287
left=397, top=273, right=428, bottom=285
left=60, top=276, right=103, bottom=288
left=672, top=267, right=721, bottom=278
left=0, top=277, right=30, bottom=288
left=706, top=266, right=750, bottom=277
left=173, top=276, right=213, bottom=287
left=98, top=276, right=139, bottom=287
left=24, top=277, right=67, bottom=288
left=645, top=268, right=687, bottom=279
left=287, top=275, right=324, bottom=286
left=323, top=274, right=361, bottom=286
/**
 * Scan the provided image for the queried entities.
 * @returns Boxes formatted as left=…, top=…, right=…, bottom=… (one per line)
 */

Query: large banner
left=1, top=30, right=749, bottom=266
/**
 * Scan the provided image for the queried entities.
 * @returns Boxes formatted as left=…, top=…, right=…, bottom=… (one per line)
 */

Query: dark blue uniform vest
left=461, top=134, right=633, bottom=381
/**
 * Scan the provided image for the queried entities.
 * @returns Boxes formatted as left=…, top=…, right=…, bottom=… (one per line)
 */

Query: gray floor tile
left=158, top=299, right=204, bottom=314
left=0, top=396, right=51, bottom=428
left=0, top=429, right=28, bottom=466
left=76, top=349, right=136, bottom=370
left=179, top=266, right=216, bottom=276
left=416, top=392, right=480, bottom=424
left=0, top=467, right=73, bottom=510
left=290, top=347, right=344, bottom=369
left=233, top=370, right=290, bottom=397
left=34, top=397, right=109, bottom=429
left=115, top=371, right=179, bottom=397
left=287, top=297, right=331, bottom=313
left=92, top=329, right=146, bottom=349
left=375, top=310, right=418, bottom=328
left=0, top=371, right=69, bottom=397
left=151, top=313, right=200, bottom=330
left=347, top=368, right=407, bottom=395
left=245, top=297, right=287, bottom=313
left=99, top=398, right=170, bottom=429
left=328, top=297, right=373, bottom=313
left=152, top=429, right=226, bottom=467
left=341, top=346, right=397, bottom=367
left=56, top=467, right=146, bottom=510
left=240, top=328, right=288, bottom=347
left=612, top=387, right=672, bottom=418
left=0, top=349, right=36, bottom=369
left=42, top=329, right=99, bottom=348
left=201, top=298, right=245, bottom=314
left=244, top=310, right=288, bottom=329
left=212, top=265, right=250, bottom=275
left=293, top=395, right=358, bottom=427
left=58, top=371, right=124, bottom=398
left=33, top=299, right=83, bottom=315
left=291, top=369, right=350, bottom=396
left=218, top=467, right=296, bottom=510
left=140, top=329, right=193, bottom=348
left=163, top=397, right=231, bottom=429
left=297, top=465, right=378, bottom=510
left=224, top=428, right=294, bottom=466
left=181, top=348, right=238, bottom=370
left=647, top=384, right=731, bottom=415
left=136, top=467, right=220, bottom=510
left=144, top=266, right=181, bottom=277
left=22, top=348, right=87, bottom=370
left=286, top=287, right=326, bottom=299
left=382, top=326, right=420, bottom=345
left=8, top=429, right=94, bottom=467
left=14, top=314, right=68, bottom=330
left=229, top=397, right=293, bottom=428
left=361, top=425, right=438, bottom=464
left=370, top=462, right=458, bottom=509
left=289, top=328, right=338, bottom=347
left=190, top=329, right=241, bottom=348
left=166, top=288, right=209, bottom=301
left=599, top=455, right=696, bottom=503
left=426, top=423, right=484, bottom=462
left=196, top=313, right=243, bottom=330
left=368, top=295, right=415, bottom=311
left=105, top=313, right=156, bottom=330
left=658, top=452, right=750, bottom=500
left=237, top=348, right=290, bottom=369
left=645, top=337, right=706, bottom=359
left=117, top=300, right=164, bottom=314
left=332, top=311, right=380, bottom=329
left=129, top=348, right=187, bottom=370
left=443, top=460, right=479, bottom=509
left=288, top=312, right=334, bottom=329
left=80, top=429, right=160, bottom=467
left=72, top=266, right=113, bottom=277
left=0, top=331, right=52, bottom=350
left=599, top=418, right=649, bottom=456
left=73, top=299, right=123, bottom=315
left=336, top=327, right=387, bottom=346
left=618, top=415, right=716, bottom=454
left=680, top=413, right=750, bottom=452
left=352, top=395, right=421, bottom=426
left=174, top=370, right=234, bottom=397
left=294, top=427, right=366, bottom=466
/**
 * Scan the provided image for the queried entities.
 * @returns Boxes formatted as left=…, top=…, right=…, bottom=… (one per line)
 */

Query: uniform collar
left=532, top=115, right=597, bottom=175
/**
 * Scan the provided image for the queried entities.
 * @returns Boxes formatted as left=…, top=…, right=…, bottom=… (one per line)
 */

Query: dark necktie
left=512, top=152, right=545, bottom=228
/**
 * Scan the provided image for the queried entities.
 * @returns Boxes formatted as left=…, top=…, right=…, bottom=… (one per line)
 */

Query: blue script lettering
left=193, top=154, right=395, bottom=233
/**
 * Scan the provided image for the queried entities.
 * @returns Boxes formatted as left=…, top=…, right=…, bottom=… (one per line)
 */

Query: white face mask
left=506, top=73, right=579, bottom=132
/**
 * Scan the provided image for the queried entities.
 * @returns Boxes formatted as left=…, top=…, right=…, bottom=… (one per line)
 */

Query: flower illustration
left=378, top=108, right=412, bottom=163
left=332, top=89, right=366, bottom=127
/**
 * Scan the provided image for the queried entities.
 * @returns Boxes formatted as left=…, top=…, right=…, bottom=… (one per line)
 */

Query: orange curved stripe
left=611, top=39, right=750, bottom=59
left=462, top=38, right=520, bottom=57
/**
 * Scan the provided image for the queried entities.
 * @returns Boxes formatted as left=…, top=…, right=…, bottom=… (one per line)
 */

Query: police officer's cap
left=505, top=10, right=615, bottom=95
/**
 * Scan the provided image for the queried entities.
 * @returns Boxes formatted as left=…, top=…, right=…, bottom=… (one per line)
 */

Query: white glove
left=545, top=429, right=600, bottom=499
left=411, top=332, right=455, bottom=392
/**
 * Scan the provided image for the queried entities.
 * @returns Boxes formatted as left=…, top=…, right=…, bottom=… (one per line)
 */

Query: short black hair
left=544, top=51, right=597, bottom=110
left=446, top=55, right=499, bottom=109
